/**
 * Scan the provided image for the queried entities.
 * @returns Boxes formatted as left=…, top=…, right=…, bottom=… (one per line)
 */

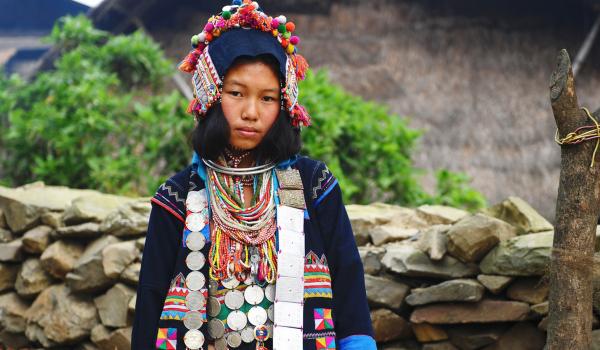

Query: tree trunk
left=546, top=49, right=600, bottom=349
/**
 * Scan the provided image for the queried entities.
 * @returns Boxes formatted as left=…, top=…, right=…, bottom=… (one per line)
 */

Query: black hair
left=191, top=55, right=302, bottom=164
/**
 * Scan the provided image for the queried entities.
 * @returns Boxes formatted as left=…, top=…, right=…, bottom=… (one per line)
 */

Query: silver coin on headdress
left=248, top=306, right=268, bottom=326
left=186, top=231, right=206, bottom=251
left=186, top=212, right=207, bottom=232
left=186, top=251, right=206, bottom=271
left=183, top=329, right=205, bottom=349
left=207, top=296, right=221, bottom=317
left=244, top=285, right=265, bottom=305
left=227, top=310, right=248, bottom=331
left=186, top=190, right=208, bottom=213
left=214, top=337, right=228, bottom=350
left=267, top=304, right=274, bottom=322
left=224, top=289, right=245, bottom=310
left=183, top=310, right=204, bottom=330
left=185, top=271, right=206, bottom=291
left=243, top=273, right=254, bottom=286
left=207, top=318, right=226, bottom=339
left=221, top=276, right=240, bottom=289
left=185, top=290, right=206, bottom=311
left=264, top=284, right=276, bottom=302
left=208, top=279, right=219, bottom=294
left=241, top=325, right=255, bottom=343
left=226, top=331, right=243, bottom=348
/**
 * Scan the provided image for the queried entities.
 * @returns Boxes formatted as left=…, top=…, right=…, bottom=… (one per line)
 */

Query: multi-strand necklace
left=206, top=152, right=278, bottom=285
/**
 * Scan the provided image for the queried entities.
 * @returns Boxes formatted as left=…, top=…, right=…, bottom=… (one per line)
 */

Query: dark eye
left=263, top=96, right=277, bottom=102
left=228, top=90, right=242, bottom=97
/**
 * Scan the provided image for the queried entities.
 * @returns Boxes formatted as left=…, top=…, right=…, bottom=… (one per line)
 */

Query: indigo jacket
left=131, top=155, right=376, bottom=350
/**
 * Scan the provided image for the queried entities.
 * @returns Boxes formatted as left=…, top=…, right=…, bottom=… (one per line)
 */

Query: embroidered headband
left=178, top=0, right=311, bottom=128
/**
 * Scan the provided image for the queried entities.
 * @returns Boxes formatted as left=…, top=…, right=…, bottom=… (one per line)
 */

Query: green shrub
left=0, top=15, right=191, bottom=196
left=0, top=14, right=486, bottom=211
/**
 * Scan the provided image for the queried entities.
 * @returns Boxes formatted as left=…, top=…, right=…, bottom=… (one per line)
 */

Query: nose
left=241, top=99, right=258, bottom=121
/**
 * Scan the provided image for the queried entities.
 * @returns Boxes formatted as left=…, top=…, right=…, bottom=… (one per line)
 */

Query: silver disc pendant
left=264, top=284, right=276, bottom=302
left=207, top=318, right=225, bottom=339
left=227, top=310, right=248, bottom=331
left=185, top=271, right=206, bottom=291
left=248, top=306, right=268, bottom=326
left=214, top=337, right=228, bottom=350
left=243, top=273, right=254, bottom=286
left=186, top=190, right=208, bottom=213
left=186, top=231, right=206, bottom=251
left=185, top=290, right=206, bottom=311
left=186, top=251, right=206, bottom=270
left=186, top=212, right=206, bottom=232
left=183, top=310, right=204, bottom=330
left=184, top=329, right=205, bottom=349
left=226, top=331, right=243, bottom=348
left=221, top=276, right=240, bottom=289
left=241, top=326, right=255, bottom=343
left=224, top=290, right=245, bottom=310
left=207, top=296, right=221, bottom=317
left=267, top=304, right=274, bottom=322
left=244, top=285, right=265, bottom=305
left=208, top=279, right=219, bottom=294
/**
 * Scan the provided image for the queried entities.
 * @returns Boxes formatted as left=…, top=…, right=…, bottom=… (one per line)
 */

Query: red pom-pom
left=281, top=38, right=289, bottom=47
left=205, top=32, right=214, bottom=41
left=285, top=22, right=295, bottom=32
left=294, top=54, right=309, bottom=80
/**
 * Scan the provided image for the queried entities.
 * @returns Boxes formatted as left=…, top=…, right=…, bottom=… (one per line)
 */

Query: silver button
left=244, top=285, right=265, bottom=305
left=207, top=296, right=221, bottom=317
left=265, top=284, right=276, bottom=302
left=183, top=329, right=205, bottom=349
left=221, top=276, right=240, bottom=289
left=186, top=190, right=208, bottom=213
left=248, top=306, right=268, bottom=326
left=183, top=310, right=204, bottom=330
left=241, top=326, right=255, bottom=343
left=224, top=289, right=245, bottom=310
left=207, top=318, right=225, bottom=339
left=185, top=271, right=206, bottom=291
left=186, top=212, right=207, bottom=232
left=186, top=231, right=206, bottom=251
left=227, top=310, right=248, bottom=331
left=186, top=251, right=206, bottom=271
left=226, top=331, right=243, bottom=348
left=185, top=290, right=206, bottom=311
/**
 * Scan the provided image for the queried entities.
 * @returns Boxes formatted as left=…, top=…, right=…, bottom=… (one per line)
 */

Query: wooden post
left=546, top=49, right=600, bottom=349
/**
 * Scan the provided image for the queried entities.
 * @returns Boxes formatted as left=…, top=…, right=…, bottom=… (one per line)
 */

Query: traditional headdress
left=178, top=0, right=311, bottom=127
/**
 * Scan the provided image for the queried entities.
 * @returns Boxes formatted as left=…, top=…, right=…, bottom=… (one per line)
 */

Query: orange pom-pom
left=285, top=22, right=295, bottom=32
left=281, top=39, right=289, bottom=47
left=205, top=32, right=213, bottom=41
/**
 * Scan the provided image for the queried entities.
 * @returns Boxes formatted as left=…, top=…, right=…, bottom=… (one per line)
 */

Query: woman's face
left=221, top=60, right=281, bottom=150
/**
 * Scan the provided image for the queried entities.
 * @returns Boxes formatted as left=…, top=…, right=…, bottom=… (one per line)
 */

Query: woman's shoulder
left=150, top=165, right=194, bottom=221
left=291, top=155, right=338, bottom=206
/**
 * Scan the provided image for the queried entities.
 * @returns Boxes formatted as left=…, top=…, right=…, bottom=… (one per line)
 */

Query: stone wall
left=1, top=182, right=600, bottom=349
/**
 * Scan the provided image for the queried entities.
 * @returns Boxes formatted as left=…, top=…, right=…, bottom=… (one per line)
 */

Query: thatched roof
left=82, top=0, right=600, bottom=219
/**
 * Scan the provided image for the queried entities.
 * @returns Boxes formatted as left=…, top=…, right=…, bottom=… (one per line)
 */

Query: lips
left=236, top=127, right=259, bottom=137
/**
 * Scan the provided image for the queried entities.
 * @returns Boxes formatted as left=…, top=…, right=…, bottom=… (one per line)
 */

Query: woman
left=131, top=2, right=375, bottom=349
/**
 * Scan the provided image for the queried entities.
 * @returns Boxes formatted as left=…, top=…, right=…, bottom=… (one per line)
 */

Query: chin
left=230, top=140, right=259, bottom=150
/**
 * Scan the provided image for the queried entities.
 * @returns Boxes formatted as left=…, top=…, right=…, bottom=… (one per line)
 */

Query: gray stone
left=15, top=258, right=55, bottom=299
left=0, top=182, right=97, bottom=233
left=120, top=262, right=141, bottom=286
left=67, top=235, right=120, bottom=293
left=405, top=279, right=484, bottom=306
left=476, top=274, right=514, bottom=294
left=481, top=322, right=545, bottom=350
left=446, top=324, right=507, bottom=350
left=40, top=239, right=84, bottom=279
left=414, top=225, right=450, bottom=261
left=412, top=323, right=448, bottom=342
left=91, top=324, right=111, bottom=348
left=592, top=329, right=600, bottom=350
left=94, top=283, right=136, bottom=328
left=102, top=240, right=139, bottom=278
left=40, top=211, right=64, bottom=229
left=506, top=277, right=548, bottom=304
left=0, top=329, right=30, bottom=349
left=92, top=325, right=131, bottom=350
left=358, top=246, right=386, bottom=275
left=128, top=294, right=136, bottom=313
left=25, top=284, right=99, bottom=347
left=410, top=300, right=530, bottom=324
left=136, top=236, right=146, bottom=251
left=479, top=231, right=553, bottom=276
left=0, top=208, right=6, bottom=228
left=99, top=200, right=151, bottom=237
left=346, top=203, right=427, bottom=245
left=0, top=227, right=12, bottom=242
left=54, top=222, right=101, bottom=239
left=531, top=301, right=548, bottom=317
left=0, top=262, right=19, bottom=292
left=370, top=224, right=420, bottom=246
left=0, top=292, right=29, bottom=333
left=446, top=214, right=517, bottom=263
left=365, top=274, right=410, bottom=309
left=483, top=196, right=553, bottom=235
left=422, top=342, right=458, bottom=350
left=382, top=244, right=478, bottom=279
left=22, top=225, right=52, bottom=253
left=0, top=238, right=23, bottom=262
left=416, top=204, right=469, bottom=225
left=63, top=193, right=136, bottom=225
left=371, top=309, right=412, bottom=343
left=76, top=342, right=100, bottom=350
